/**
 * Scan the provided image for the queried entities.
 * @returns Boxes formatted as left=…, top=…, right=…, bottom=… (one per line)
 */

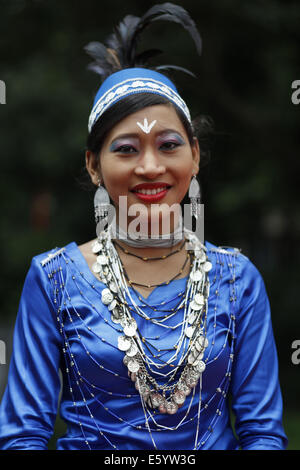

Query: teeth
left=136, top=187, right=167, bottom=195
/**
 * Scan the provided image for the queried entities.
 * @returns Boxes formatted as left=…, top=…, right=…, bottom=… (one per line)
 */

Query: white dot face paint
left=136, top=118, right=157, bottom=134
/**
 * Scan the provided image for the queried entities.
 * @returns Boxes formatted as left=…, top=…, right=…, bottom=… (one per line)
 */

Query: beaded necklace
left=91, top=227, right=212, bottom=448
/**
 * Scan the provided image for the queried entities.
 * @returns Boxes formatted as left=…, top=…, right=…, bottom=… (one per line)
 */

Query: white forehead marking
left=136, top=118, right=157, bottom=134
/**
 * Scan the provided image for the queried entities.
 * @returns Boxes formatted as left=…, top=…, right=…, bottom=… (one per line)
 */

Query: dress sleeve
left=0, top=256, right=62, bottom=450
left=230, top=256, right=288, bottom=450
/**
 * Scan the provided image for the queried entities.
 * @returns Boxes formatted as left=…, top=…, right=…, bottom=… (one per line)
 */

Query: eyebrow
left=110, top=128, right=185, bottom=143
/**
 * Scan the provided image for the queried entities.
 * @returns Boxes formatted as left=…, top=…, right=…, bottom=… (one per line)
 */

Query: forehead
left=106, top=104, right=185, bottom=139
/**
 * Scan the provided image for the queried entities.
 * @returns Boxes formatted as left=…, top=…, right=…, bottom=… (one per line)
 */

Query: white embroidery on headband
left=88, top=77, right=191, bottom=132
left=136, top=118, right=157, bottom=134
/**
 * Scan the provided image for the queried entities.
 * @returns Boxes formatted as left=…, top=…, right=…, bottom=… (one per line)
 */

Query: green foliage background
left=0, top=0, right=299, bottom=449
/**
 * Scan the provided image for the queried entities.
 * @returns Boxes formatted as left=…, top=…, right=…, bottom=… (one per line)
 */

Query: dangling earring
left=94, top=177, right=110, bottom=229
left=189, top=175, right=201, bottom=219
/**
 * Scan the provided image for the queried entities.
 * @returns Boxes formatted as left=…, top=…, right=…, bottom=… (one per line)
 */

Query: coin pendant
left=97, top=254, right=108, bottom=265
left=188, top=311, right=197, bottom=324
left=177, top=382, right=191, bottom=396
left=92, top=240, right=102, bottom=253
left=197, top=335, right=209, bottom=349
left=190, top=270, right=203, bottom=282
left=118, top=336, right=131, bottom=351
left=190, top=300, right=202, bottom=311
left=203, top=261, right=212, bottom=272
left=108, top=299, right=117, bottom=311
left=149, top=392, right=164, bottom=408
left=185, top=375, right=198, bottom=388
left=158, top=401, right=167, bottom=414
left=101, top=288, right=114, bottom=305
left=124, top=320, right=137, bottom=337
left=165, top=400, right=178, bottom=415
left=194, top=293, right=204, bottom=305
left=188, top=352, right=197, bottom=365
left=109, top=282, right=118, bottom=293
left=172, top=390, right=186, bottom=406
left=92, top=262, right=101, bottom=274
left=127, top=359, right=140, bottom=373
left=126, top=342, right=138, bottom=357
left=135, top=382, right=151, bottom=399
left=194, top=360, right=206, bottom=373
left=185, top=326, right=195, bottom=338
left=111, top=315, right=121, bottom=324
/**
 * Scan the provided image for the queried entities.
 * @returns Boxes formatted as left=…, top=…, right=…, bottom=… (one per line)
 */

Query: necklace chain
left=91, top=228, right=212, bottom=420
left=113, top=238, right=186, bottom=261
left=122, top=252, right=191, bottom=289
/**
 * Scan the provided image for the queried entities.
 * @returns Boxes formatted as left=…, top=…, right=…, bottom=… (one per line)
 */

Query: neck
left=112, top=237, right=186, bottom=260
left=109, top=214, right=185, bottom=248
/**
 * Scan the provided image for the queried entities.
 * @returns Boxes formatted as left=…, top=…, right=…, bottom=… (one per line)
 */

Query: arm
left=230, top=256, right=288, bottom=450
left=0, top=256, right=62, bottom=450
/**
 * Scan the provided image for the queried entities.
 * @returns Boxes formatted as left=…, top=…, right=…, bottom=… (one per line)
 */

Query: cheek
left=100, top=159, right=131, bottom=202
left=175, top=159, right=194, bottom=189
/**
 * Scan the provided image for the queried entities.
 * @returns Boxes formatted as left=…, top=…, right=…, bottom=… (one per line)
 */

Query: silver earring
left=94, top=177, right=110, bottom=227
left=189, top=175, right=201, bottom=219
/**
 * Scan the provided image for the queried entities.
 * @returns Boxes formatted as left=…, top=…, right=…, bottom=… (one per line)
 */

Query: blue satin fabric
left=0, top=240, right=287, bottom=450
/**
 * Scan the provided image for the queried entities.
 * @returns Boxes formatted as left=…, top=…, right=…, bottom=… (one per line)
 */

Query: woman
left=0, top=4, right=287, bottom=450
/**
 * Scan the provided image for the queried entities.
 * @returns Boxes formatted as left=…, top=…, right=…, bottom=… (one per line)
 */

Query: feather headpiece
left=84, top=3, right=202, bottom=81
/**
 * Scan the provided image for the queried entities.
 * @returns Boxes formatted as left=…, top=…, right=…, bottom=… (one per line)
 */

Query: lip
left=130, top=182, right=172, bottom=203
left=131, top=182, right=172, bottom=191
left=132, top=188, right=170, bottom=203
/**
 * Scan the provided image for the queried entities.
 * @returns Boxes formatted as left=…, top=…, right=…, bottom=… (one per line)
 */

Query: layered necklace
left=91, top=226, right=212, bottom=438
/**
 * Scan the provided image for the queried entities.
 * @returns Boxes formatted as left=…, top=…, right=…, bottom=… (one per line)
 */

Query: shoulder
left=204, top=239, right=245, bottom=269
left=204, top=239, right=264, bottom=286
left=26, top=242, right=77, bottom=284
left=205, top=240, right=243, bottom=257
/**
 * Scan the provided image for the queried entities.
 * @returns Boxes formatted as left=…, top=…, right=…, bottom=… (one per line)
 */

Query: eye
left=159, top=141, right=181, bottom=151
left=114, top=144, right=137, bottom=154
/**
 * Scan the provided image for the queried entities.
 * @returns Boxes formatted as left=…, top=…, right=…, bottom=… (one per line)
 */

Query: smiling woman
left=0, top=3, right=288, bottom=451
left=86, top=104, right=199, bottom=237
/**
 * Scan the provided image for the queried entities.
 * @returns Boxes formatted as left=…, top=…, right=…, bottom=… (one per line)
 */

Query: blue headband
left=88, top=67, right=191, bottom=133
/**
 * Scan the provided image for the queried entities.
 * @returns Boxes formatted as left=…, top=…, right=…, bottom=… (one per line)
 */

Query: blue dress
left=0, top=240, right=288, bottom=450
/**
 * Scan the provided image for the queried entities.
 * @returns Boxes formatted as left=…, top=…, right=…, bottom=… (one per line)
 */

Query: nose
left=134, top=148, right=166, bottom=179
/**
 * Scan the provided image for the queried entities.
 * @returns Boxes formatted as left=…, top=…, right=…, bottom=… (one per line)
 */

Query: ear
left=85, top=150, right=101, bottom=186
left=191, top=137, right=200, bottom=175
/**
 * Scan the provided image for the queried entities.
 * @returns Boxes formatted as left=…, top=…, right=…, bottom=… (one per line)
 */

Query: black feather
left=135, top=3, right=202, bottom=55
left=156, top=65, right=196, bottom=78
left=84, top=3, right=202, bottom=81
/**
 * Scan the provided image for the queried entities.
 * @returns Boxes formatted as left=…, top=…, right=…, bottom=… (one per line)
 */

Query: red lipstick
left=131, top=182, right=172, bottom=203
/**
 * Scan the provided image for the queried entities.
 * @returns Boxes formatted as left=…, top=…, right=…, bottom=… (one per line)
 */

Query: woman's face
left=86, top=104, right=200, bottom=235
